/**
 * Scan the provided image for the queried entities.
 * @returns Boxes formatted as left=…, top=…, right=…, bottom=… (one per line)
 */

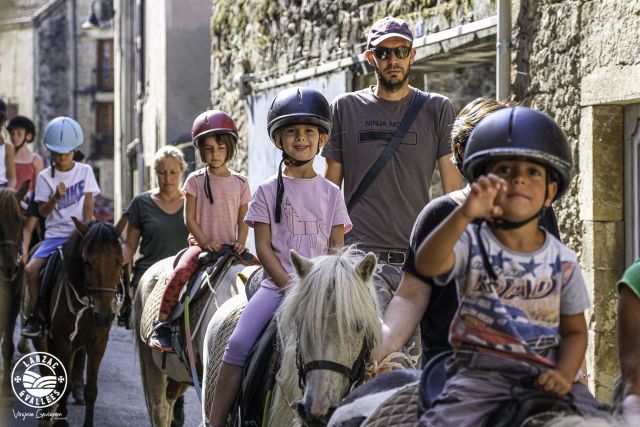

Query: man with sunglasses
left=323, top=16, right=462, bottom=293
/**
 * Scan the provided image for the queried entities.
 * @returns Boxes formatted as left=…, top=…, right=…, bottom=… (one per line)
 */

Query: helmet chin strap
left=275, top=147, right=317, bottom=223
left=491, top=175, right=550, bottom=230
left=491, top=208, right=545, bottom=230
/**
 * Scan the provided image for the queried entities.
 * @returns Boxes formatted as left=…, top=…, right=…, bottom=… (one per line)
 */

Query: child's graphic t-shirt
left=34, top=163, right=100, bottom=239
left=434, top=222, right=590, bottom=367
left=245, top=174, right=351, bottom=289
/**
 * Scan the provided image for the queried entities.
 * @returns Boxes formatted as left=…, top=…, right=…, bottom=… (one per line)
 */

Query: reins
left=56, top=245, right=122, bottom=342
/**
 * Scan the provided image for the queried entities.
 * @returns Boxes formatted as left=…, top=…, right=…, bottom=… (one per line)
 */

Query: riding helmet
left=267, top=87, right=332, bottom=144
left=463, top=106, right=572, bottom=200
left=42, top=117, right=84, bottom=153
left=191, top=110, right=238, bottom=149
left=7, top=116, right=36, bottom=140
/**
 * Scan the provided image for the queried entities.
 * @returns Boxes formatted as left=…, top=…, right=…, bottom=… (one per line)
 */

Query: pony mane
left=274, top=246, right=381, bottom=415
left=79, top=221, right=121, bottom=258
left=64, top=221, right=121, bottom=285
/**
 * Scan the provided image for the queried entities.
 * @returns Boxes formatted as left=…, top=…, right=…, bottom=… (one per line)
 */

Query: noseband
left=296, top=337, right=370, bottom=392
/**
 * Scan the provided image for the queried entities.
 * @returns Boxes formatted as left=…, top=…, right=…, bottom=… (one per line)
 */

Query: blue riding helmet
left=43, top=117, right=83, bottom=153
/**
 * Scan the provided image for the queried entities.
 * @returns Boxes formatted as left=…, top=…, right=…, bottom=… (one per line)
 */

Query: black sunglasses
left=370, top=46, right=412, bottom=60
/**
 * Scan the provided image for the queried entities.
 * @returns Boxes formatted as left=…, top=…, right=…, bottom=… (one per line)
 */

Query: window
left=93, top=102, right=114, bottom=158
left=97, top=39, right=114, bottom=91
left=625, top=105, right=640, bottom=266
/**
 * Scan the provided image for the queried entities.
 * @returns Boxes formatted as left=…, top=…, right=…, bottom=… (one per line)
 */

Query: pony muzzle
left=92, top=310, right=115, bottom=327
left=295, top=399, right=334, bottom=427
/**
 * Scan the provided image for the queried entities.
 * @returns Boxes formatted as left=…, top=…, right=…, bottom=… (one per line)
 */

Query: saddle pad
left=362, top=381, right=419, bottom=427
left=140, top=268, right=171, bottom=342
left=244, top=266, right=265, bottom=301
left=203, top=299, right=246, bottom=411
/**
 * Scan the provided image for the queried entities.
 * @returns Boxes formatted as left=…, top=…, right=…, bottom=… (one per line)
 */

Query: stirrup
left=148, top=321, right=173, bottom=352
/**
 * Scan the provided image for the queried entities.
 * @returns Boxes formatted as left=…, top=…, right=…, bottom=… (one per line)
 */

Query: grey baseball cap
left=367, top=17, right=413, bottom=48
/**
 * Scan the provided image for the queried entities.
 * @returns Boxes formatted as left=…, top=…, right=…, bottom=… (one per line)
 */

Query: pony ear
left=356, top=253, right=377, bottom=283
left=290, top=249, right=313, bottom=278
left=72, top=216, right=90, bottom=236
left=15, top=179, right=30, bottom=201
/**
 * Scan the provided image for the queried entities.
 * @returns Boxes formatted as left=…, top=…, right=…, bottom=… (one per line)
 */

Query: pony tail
left=51, top=158, right=55, bottom=178
left=275, top=157, right=286, bottom=223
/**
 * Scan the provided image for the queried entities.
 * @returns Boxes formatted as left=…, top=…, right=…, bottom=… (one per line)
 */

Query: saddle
left=239, top=317, right=279, bottom=426
left=164, top=247, right=257, bottom=378
left=38, top=248, right=64, bottom=321
left=486, top=377, right=579, bottom=427
left=168, top=246, right=254, bottom=322
left=417, top=350, right=452, bottom=414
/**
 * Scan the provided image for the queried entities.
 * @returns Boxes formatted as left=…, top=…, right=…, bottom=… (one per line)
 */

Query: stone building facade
left=511, top=0, right=640, bottom=399
left=113, top=0, right=212, bottom=215
left=208, top=0, right=640, bottom=400
left=0, top=0, right=116, bottom=199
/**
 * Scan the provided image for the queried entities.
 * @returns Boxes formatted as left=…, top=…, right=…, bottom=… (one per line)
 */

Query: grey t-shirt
left=322, top=86, right=455, bottom=251
left=125, top=192, right=189, bottom=275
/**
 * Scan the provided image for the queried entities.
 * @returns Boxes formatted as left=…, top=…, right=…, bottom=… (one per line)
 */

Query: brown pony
left=0, top=183, right=29, bottom=398
left=33, top=217, right=124, bottom=427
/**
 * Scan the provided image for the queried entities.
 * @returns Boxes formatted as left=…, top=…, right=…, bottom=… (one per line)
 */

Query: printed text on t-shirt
left=57, top=180, right=85, bottom=209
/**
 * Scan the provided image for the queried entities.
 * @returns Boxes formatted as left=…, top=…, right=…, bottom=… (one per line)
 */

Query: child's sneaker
left=148, top=320, right=173, bottom=352
left=21, top=315, right=44, bottom=338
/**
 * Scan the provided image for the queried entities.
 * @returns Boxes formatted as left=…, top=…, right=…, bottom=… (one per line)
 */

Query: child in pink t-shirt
left=207, top=87, right=351, bottom=426
left=149, top=110, right=251, bottom=352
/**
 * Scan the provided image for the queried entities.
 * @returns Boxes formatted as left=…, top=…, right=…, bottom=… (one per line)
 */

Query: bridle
left=58, top=246, right=121, bottom=335
left=296, top=339, right=370, bottom=391
left=294, top=336, right=370, bottom=426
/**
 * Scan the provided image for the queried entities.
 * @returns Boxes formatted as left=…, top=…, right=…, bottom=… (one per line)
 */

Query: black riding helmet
left=463, top=106, right=572, bottom=228
left=7, top=116, right=36, bottom=143
left=267, top=87, right=332, bottom=143
left=267, top=87, right=332, bottom=223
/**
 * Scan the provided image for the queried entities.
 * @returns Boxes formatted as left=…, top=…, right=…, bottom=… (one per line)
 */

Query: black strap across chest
left=347, top=90, right=429, bottom=211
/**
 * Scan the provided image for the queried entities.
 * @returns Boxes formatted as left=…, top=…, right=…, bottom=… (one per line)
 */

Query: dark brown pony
left=34, top=218, right=124, bottom=427
left=0, top=183, right=29, bottom=398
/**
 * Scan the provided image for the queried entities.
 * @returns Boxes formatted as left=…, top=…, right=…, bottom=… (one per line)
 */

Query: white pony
left=202, top=248, right=381, bottom=426
left=134, top=255, right=257, bottom=426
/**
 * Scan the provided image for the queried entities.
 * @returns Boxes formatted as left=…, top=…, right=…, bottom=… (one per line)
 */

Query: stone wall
left=209, top=0, right=638, bottom=401
left=513, top=0, right=640, bottom=399
left=36, top=2, right=71, bottom=140
left=0, top=24, right=36, bottom=121
left=209, top=0, right=495, bottom=172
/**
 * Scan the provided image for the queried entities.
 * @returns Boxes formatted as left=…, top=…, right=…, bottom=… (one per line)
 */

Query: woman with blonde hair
left=121, top=145, right=190, bottom=323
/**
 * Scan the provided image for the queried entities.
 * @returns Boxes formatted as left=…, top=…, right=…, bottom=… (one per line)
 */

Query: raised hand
left=55, top=183, right=66, bottom=201
left=460, top=174, right=506, bottom=222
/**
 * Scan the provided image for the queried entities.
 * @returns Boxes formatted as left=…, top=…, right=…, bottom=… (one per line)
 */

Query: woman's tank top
left=0, top=144, right=7, bottom=186
left=15, top=153, right=38, bottom=191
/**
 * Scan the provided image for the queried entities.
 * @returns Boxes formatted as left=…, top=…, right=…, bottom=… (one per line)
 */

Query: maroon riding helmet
left=191, top=110, right=238, bottom=149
